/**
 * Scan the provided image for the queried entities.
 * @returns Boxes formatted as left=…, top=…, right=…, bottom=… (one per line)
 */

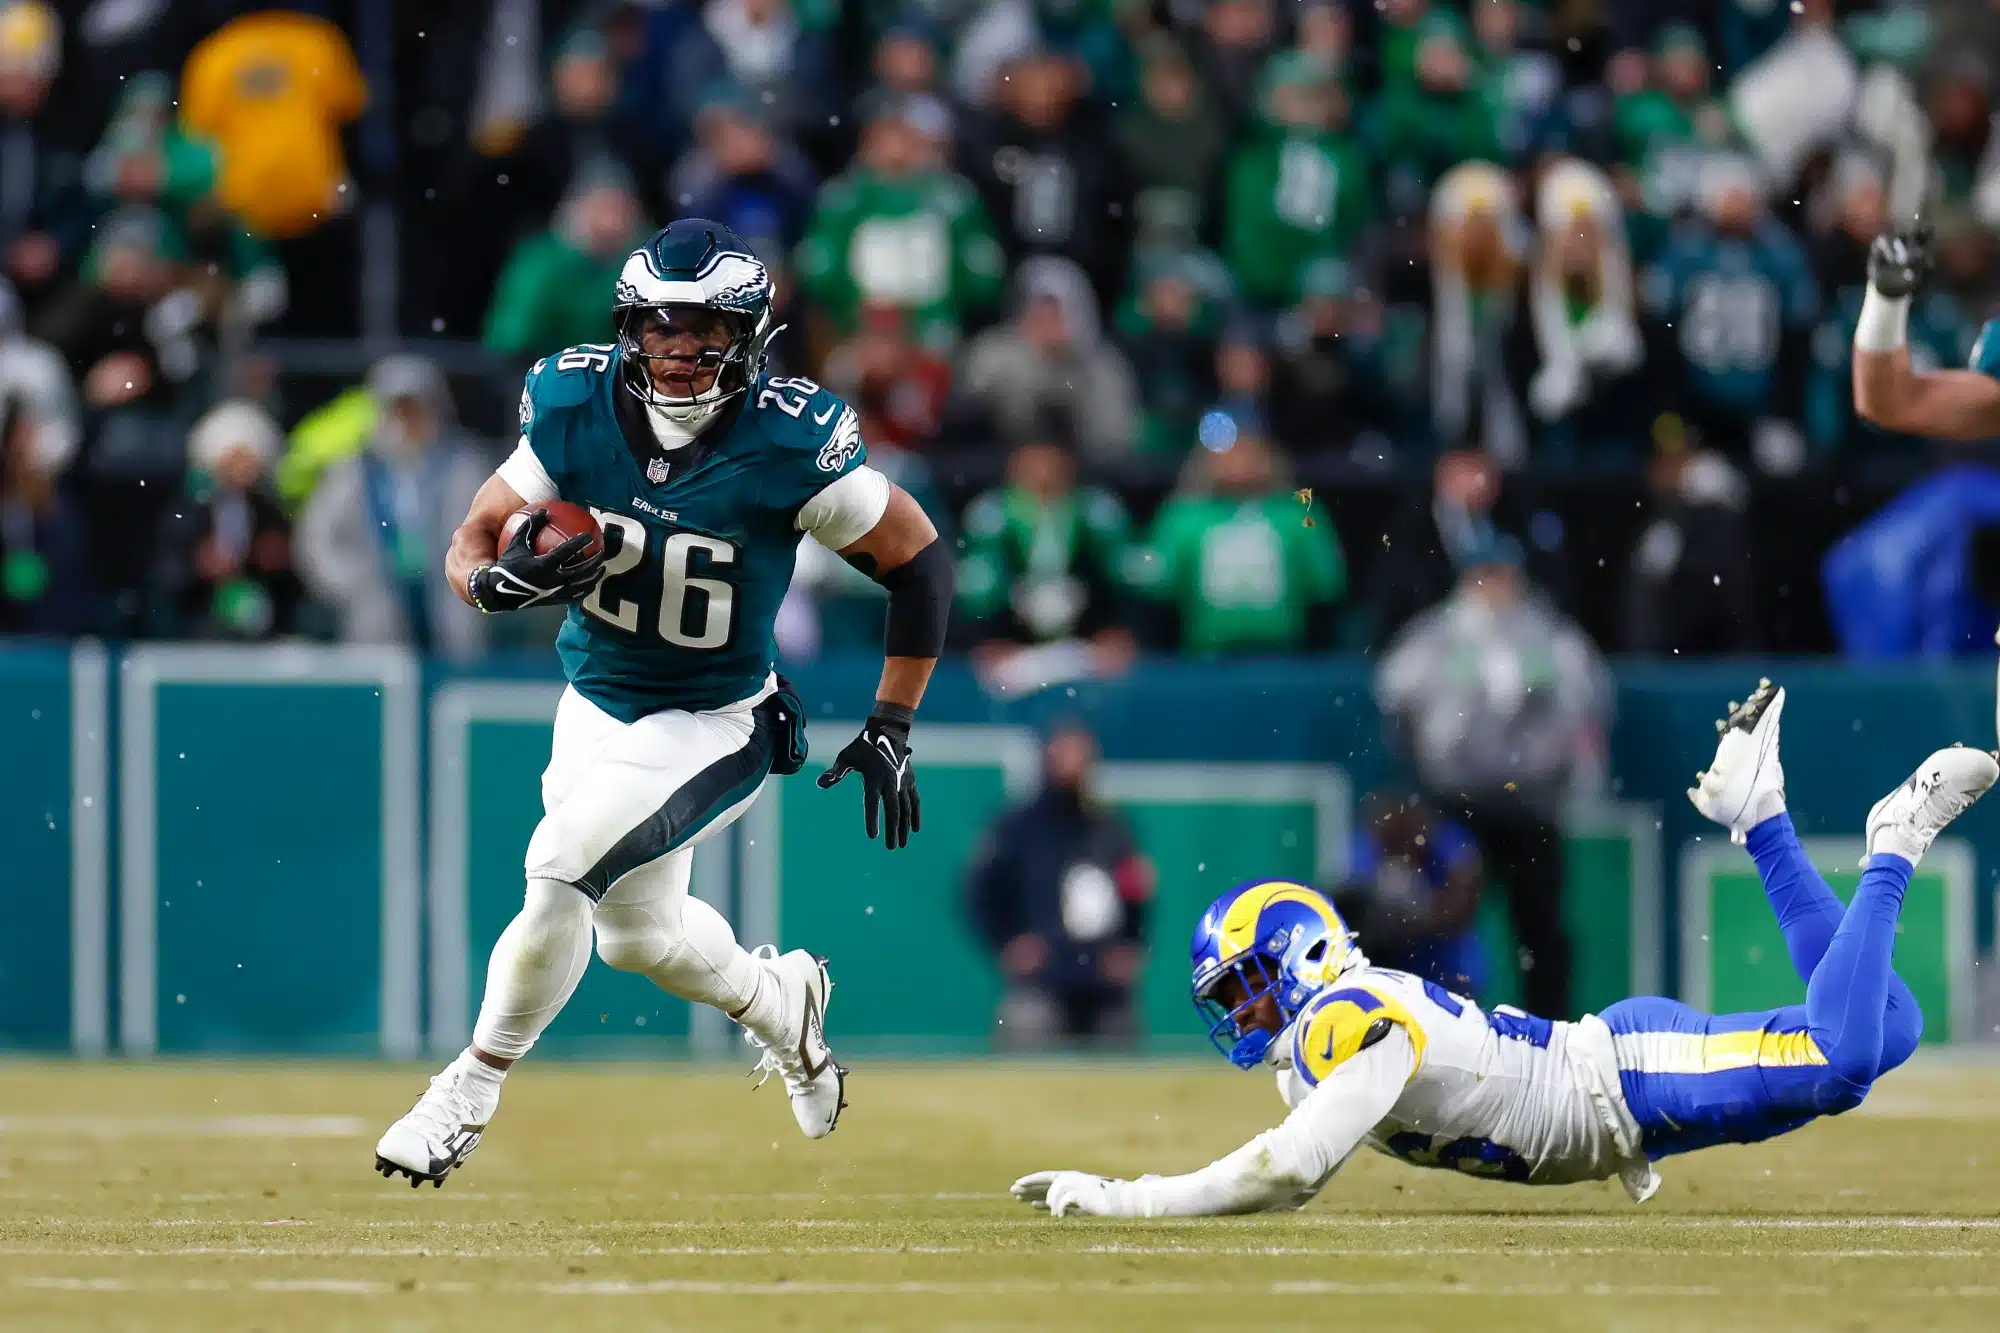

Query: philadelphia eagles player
left=375, top=220, right=953, bottom=1186
left=1853, top=223, right=2000, bottom=437
left=1014, top=681, right=1994, bottom=1217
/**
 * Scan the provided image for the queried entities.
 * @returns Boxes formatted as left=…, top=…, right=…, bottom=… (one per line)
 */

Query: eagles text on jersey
left=519, top=342, right=865, bottom=722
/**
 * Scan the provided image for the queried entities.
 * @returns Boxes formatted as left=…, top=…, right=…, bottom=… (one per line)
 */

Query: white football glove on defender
left=1011, top=1170, right=1127, bottom=1218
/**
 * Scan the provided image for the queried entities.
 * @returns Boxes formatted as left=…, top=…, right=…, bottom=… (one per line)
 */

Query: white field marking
left=0, top=1248, right=529, bottom=1259
left=1277, top=1216, right=2000, bottom=1230
left=1082, top=1245, right=1991, bottom=1260
left=24, top=1213, right=2000, bottom=1236
left=330, top=1191, right=995, bottom=1204
left=1, top=1243, right=1989, bottom=1262
left=0, top=1115, right=364, bottom=1138
left=13, top=1274, right=2000, bottom=1300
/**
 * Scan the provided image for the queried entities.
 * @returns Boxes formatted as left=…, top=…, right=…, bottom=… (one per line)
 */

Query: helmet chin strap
left=647, top=392, right=730, bottom=433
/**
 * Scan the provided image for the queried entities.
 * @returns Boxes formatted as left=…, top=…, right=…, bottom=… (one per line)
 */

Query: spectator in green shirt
left=482, top=161, right=647, bottom=362
left=1371, top=15, right=1502, bottom=204
left=795, top=90, right=1005, bottom=350
left=1611, top=23, right=1720, bottom=169
left=1136, top=418, right=1346, bottom=654
left=1610, top=23, right=1732, bottom=257
left=957, top=419, right=1139, bottom=687
left=1377, top=0, right=1455, bottom=91
left=1114, top=35, right=1230, bottom=249
left=1224, top=51, right=1373, bottom=310
left=84, top=71, right=287, bottom=336
left=1116, top=245, right=1234, bottom=456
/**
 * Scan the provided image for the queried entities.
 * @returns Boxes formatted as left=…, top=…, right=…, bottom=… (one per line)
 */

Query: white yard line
left=15, top=1274, right=2000, bottom=1299
left=0, top=1243, right=1989, bottom=1260
left=16, top=1213, right=2000, bottom=1234
left=0, top=1115, right=364, bottom=1138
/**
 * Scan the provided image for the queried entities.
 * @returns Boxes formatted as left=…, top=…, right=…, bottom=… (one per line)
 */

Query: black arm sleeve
left=869, top=537, right=955, bottom=658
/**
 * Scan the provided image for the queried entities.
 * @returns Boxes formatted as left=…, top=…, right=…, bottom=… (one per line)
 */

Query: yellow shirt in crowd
left=180, top=12, right=367, bottom=239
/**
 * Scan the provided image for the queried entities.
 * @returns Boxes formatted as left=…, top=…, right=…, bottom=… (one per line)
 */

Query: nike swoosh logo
left=873, top=734, right=903, bottom=785
left=813, top=402, right=837, bottom=426
left=488, top=567, right=556, bottom=605
left=798, top=985, right=829, bottom=1081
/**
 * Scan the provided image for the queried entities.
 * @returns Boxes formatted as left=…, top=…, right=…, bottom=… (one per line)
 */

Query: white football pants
left=471, top=682, right=782, bottom=1061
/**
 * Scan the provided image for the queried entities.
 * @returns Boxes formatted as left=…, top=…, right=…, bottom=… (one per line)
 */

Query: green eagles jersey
left=956, top=483, right=1134, bottom=640
left=1642, top=221, right=1818, bottom=418
left=1223, top=130, right=1374, bottom=309
left=795, top=167, right=1006, bottom=347
left=1136, top=492, right=1346, bottom=654
left=520, top=344, right=866, bottom=721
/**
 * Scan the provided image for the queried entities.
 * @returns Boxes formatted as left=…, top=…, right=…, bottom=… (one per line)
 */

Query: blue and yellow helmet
left=1190, top=880, right=1359, bottom=1069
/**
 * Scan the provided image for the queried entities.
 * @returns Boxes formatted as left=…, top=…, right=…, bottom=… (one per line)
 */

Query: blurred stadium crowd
left=0, top=0, right=1995, bottom=661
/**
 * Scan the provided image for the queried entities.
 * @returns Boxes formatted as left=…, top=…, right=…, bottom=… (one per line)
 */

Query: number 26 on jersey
left=582, top=510, right=737, bottom=649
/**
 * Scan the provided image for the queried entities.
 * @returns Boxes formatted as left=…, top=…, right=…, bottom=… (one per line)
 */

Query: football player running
left=375, top=220, right=953, bottom=1186
left=1014, top=681, right=1994, bottom=1217
left=1852, top=222, right=2000, bottom=437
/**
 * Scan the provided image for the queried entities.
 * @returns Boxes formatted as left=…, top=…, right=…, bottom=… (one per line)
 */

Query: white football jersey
left=1272, top=966, right=1646, bottom=1190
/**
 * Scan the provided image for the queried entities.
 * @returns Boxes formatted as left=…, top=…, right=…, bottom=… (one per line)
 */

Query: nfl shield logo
left=645, top=455, right=671, bottom=485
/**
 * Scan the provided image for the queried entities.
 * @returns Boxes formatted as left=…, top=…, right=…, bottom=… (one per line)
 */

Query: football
left=500, top=500, right=603, bottom=560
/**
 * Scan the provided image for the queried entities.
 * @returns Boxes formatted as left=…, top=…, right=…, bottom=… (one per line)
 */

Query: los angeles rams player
left=375, top=220, right=953, bottom=1186
left=1014, top=682, right=1995, bottom=1216
left=1852, top=223, right=2000, bottom=436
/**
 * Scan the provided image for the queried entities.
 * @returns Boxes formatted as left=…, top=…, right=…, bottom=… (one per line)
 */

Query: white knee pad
left=594, top=896, right=683, bottom=974
left=510, top=877, right=594, bottom=966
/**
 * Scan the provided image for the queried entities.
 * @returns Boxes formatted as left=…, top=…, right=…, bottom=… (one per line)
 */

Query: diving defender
left=1014, top=682, right=1994, bottom=1216
left=375, top=220, right=954, bottom=1185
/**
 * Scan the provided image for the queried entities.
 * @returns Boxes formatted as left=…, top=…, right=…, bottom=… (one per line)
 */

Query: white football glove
left=1010, top=1170, right=1125, bottom=1218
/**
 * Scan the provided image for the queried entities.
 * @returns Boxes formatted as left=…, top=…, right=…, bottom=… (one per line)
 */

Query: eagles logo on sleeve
left=815, top=405, right=862, bottom=473
left=1294, top=984, right=1426, bottom=1087
left=519, top=384, right=534, bottom=431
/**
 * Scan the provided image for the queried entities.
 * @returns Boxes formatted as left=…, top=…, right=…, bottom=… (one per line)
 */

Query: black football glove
left=1867, top=224, right=1934, bottom=300
left=467, top=509, right=606, bottom=613
left=817, top=706, right=921, bottom=850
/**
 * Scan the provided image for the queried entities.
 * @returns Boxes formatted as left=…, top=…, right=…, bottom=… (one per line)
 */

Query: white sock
left=453, top=1049, right=507, bottom=1116
left=470, top=877, right=593, bottom=1063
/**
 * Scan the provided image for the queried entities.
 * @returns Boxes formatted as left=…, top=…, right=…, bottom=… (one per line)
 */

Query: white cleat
left=1865, top=745, right=1998, bottom=868
left=742, top=946, right=847, bottom=1139
left=1688, top=679, right=1788, bottom=844
left=374, top=1059, right=494, bottom=1188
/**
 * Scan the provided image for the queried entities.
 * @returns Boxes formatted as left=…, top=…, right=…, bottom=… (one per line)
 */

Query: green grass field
left=3, top=1060, right=1999, bottom=1331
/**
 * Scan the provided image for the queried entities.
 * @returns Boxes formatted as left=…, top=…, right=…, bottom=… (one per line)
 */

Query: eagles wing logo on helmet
left=703, top=252, right=770, bottom=311
left=613, top=277, right=643, bottom=307
left=815, top=406, right=862, bottom=473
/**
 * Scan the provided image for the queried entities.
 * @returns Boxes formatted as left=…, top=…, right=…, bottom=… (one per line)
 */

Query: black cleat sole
left=826, top=1063, right=850, bottom=1135
left=374, top=1154, right=450, bottom=1189
left=1720, top=678, right=1780, bottom=735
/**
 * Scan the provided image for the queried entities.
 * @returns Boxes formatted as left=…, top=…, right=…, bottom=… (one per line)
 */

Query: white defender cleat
left=742, top=946, right=847, bottom=1139
left=1688, top=679, right=1788, bottom=844
left=374, top=1060, right=494, bottom=1188
left=1865, top=745, right=1998, bottom=868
